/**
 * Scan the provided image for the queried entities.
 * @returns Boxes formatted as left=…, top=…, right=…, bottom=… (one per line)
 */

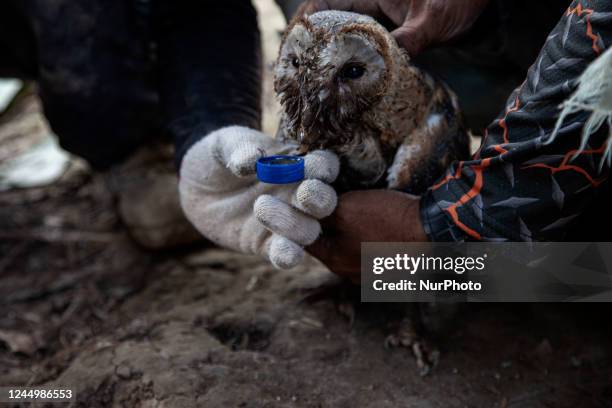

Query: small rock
left=115, top=364, right=133, bottom=379
left=0, top=329, right=40, bottom=356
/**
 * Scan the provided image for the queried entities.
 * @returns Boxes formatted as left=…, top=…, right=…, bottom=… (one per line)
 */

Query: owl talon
left=384, top=334, right=400, bottom=349
left=295, top=281, right=357, bottom=327
left=385, top=318, right=439, bottom=376
left=337, top=301, right=356, bottom=328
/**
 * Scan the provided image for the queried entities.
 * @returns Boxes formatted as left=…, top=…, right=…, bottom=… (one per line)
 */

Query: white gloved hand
left=179, top=126, right=339, bottom=269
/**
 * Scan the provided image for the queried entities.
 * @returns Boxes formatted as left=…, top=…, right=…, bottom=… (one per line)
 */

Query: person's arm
left=422, top=0, right=612, bottom=242
left=300, top=0, right=489, bottom=56
left=307, top=190, right=426, bottom=283
left=153, top=0, right=262, bottom=167
left=309, top=0, right=612, bottom=281
left=158, top=1, right=344, bottom=269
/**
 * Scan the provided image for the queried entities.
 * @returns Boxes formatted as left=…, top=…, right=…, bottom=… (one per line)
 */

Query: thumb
left=180, top=126, right=268, bottom=193
left=305, top=235, right=332, bottom=264
left=391, top=23, right=430, bottom=57
left=305, top=213, right=336, bottom=262
left=216, top=126, right=272, bottom=177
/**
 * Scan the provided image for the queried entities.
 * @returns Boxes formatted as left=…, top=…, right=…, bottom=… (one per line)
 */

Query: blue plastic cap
left=257, top=155, right=305, bottom=184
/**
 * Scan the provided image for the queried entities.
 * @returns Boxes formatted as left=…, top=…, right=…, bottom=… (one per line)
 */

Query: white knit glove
left=179, top=126, right=339, bottom=269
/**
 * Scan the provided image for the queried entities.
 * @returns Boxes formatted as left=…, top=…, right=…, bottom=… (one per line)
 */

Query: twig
left=0, top=228, right=119, bottom=244
left=2, top=268, right=103, bottom=304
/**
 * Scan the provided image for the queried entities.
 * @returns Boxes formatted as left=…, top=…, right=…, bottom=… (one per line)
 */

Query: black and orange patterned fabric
left=421, top=0, right=612, bottom=242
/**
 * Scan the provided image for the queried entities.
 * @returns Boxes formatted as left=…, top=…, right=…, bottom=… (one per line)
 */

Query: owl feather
left=274, top=11, right=470, bottom=193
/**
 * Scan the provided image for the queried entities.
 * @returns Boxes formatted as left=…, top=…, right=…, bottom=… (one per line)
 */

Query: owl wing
left=386, top=87, right=470, bottom=193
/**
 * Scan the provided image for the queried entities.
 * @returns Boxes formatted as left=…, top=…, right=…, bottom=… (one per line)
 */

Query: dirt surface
left=2, top=2, right=612, bottom=407
left=1, top=96, right=612, bottom=408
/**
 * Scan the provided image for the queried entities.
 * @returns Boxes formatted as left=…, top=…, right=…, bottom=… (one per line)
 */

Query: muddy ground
left=2, top=1, right=612, bottom=407
left=1, top=96, right=612, bottom=408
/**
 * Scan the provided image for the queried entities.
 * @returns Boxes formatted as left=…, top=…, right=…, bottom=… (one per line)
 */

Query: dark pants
left=0, top=0, right=262, bottom=170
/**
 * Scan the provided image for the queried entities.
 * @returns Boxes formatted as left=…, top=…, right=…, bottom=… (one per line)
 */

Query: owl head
left=274, top=11, right=402, bottom=150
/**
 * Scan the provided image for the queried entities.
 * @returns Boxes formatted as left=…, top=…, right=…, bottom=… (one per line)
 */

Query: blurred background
left=0, top=0, right=287, bottom=193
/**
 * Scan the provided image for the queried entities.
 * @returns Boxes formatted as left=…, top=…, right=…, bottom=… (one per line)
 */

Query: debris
left=0, top=329, right=41, bottom=356
left=288, top=316, right=324, bottom=329
left=245, top=276, right=259, bottom=292
left=115, top=364, right=133, bottom=380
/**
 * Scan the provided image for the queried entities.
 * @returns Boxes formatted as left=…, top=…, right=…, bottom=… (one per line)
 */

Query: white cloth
left=179, top=126, right=339, bottom=269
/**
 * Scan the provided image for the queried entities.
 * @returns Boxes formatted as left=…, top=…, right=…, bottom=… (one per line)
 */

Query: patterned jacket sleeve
left=420, top=0, right=612, bottom=242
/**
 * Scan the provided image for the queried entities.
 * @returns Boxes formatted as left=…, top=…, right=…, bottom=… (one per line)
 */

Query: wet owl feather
left=274, top=11, right=470, bottom=193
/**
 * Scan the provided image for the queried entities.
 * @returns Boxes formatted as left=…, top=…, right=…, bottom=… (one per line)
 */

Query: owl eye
left=291, top=57, right=300, bottom=68
left=341, top=64, right=366, bottom=80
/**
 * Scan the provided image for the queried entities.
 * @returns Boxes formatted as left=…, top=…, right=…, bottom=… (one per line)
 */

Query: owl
left=274, top=11, right=468, bottom=372
left=274, top=10, right=470, bottom=193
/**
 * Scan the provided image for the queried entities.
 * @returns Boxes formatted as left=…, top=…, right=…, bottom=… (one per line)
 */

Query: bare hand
left=307, top=190, right=427, bottom=283
left=300, top=0, right=489, bottom=56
